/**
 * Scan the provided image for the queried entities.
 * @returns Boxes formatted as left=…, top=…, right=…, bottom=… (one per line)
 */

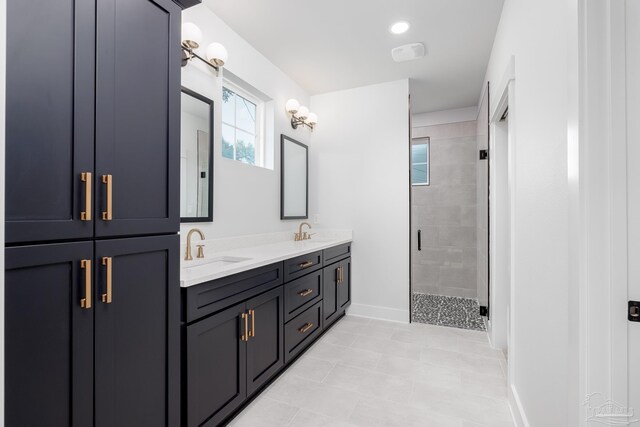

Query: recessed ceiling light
left=390, top=21, right=410, bottom=35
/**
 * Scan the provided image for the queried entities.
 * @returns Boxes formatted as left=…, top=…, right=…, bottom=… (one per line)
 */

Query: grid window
left=412, top=139, right=430, bottom=186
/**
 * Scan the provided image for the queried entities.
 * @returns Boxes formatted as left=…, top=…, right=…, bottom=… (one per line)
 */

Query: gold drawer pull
left=298, top=289, right=314, bottom=297
left=298, top=323, right=314, bottom=333
left=80, top=260, right=92, bottom=309
left=241, top=312, right=249, bottom=342
left=249, top=309, right=255, bottom=338
left=101, top=257, right=113, bottom=304
left=80, top=172, right=92, bottom=221
left=102, top=174, right=113, bottom=221
left=298, top=261, right=314, bottom=268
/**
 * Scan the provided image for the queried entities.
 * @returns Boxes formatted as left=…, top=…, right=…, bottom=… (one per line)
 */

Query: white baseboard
left=509, top=383, right=529, bottom=427
left=346, top=303, right=409, bottom=323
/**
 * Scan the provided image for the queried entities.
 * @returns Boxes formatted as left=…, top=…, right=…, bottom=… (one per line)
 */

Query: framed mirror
left=281, top=135, right=308, bottom=219
left=180, top=87, right=214, bottom=222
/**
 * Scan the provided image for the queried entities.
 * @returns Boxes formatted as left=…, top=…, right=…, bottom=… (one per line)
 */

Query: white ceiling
left=203, top=0, right=504, bottom=114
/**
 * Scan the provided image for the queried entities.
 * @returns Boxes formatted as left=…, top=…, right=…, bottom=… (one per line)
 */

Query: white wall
left=412, top=106, right=478, bottom=128
left=180, top=6, right=311, bottom=242
left=310, top=80, right=410, bottom=322
left=481, top=0, right=572, bottom=425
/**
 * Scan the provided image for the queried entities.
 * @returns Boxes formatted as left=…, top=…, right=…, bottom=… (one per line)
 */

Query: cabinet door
left=94, top=235, right=179, bottom=427
left=246, top=287, right=285, bottom=395
left=5, top=0, right=95, bottom=244
left=95, top=0, right=180, bottom=237
left=323, top=263, right=341, bottom=326
left=186, top=303, right=247, bottom=427
left=5, top=242, right=94, bottom=426
left=337, top=258, right=351, bottom=310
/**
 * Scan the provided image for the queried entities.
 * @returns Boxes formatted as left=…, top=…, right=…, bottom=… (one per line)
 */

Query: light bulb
left=182, top=23, right=202, bottom=49
left=206, top=42, right=228, bottom=67
left=286, top=99, right=300, bottom=115
left=297, top=106, right=309, bottom=120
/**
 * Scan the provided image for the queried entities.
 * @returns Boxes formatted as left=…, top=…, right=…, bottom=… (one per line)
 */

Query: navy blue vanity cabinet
left=5, top=242, right=94, bottom=427
left=246, top=287, right=285, bottom=395
left=184, top=269, right=284, bottom=426
left=95, top=0, right=181, bottom=237
left=6, top=0, right=181, bottom=243
left=94, top=235, right=179, bottom=427
left=186, top=302, right=248, bottom=427
left=5, top=0, right=95, bottom=244
left=5, top=236, right=179, bottom=427
left=5, top=0, right=181, bottom=425
left=322, top=245, right=352, bottom=328
left=184, top=244, right=352, bottom=426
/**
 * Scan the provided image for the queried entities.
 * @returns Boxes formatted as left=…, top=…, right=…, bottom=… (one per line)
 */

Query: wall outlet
left=313, top=214, right=320, bottom=224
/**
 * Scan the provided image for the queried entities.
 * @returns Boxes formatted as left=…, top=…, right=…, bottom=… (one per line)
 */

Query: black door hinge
left=479, top=306, right=488, bottom=316
left=629, top=301, right=640, bottom=322
left=479, top=150, right=488, bottom=160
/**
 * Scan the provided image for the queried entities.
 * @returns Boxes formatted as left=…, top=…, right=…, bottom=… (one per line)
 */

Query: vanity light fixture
left=286, top=98, right=318, bottom=130
left=181, top=22, right=228, bottom=75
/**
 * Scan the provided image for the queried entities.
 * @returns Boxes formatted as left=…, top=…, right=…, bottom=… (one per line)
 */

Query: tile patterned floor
left=412, top=293, right=486, bottom=331
left=228, top=315, right=512, bottom=427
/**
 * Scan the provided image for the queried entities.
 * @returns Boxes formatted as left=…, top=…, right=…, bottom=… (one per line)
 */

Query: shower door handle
left=418, top=229, right=422, bottom=251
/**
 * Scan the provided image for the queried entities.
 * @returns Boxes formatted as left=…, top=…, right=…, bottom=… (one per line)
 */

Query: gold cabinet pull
left=298, top=261, right=314, bottom=269
left=298, top=323, right=313, bottom=333
left=101, top=257, right=113, bottom=304
left=241, top=313, right=249, bottom=342
left=80, top=260, right=92, bottom=309
left=249, top=309, right=255, bottom=338
left=298, top=289, right=313, bottom=297
left=340, top=266, right=344, bottom=283
left=80, top=172, right=92, bottom=221
left=102, top=174, right=113, bottom=221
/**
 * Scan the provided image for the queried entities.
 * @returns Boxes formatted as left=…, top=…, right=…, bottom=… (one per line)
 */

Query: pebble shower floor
left=411, top=293, right=486, bottom=331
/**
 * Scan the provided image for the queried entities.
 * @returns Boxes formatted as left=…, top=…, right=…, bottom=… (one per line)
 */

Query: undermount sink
left=182, top=256, right=252, bottom=279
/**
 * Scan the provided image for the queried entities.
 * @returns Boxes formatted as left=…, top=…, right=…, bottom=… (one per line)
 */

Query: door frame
left=488, top=62, right=515, bottom=354
left=488, top=57, right=521, bottom=421
left=568, top=0, right=630, bottom=425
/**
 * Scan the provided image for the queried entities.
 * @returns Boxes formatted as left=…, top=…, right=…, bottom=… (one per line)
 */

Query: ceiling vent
left=391, top=43, right=426, bottom=63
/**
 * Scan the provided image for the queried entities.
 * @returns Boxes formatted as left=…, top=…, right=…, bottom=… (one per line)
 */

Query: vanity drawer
left=283, top=251, right=322, bottom=282
left=284, top=301, right=323, bottom=363
left=323, top=243, right=351, bottom=265
left=183, top=262, right=283, bottom=323
left=284, top=269, right=322, bottom=322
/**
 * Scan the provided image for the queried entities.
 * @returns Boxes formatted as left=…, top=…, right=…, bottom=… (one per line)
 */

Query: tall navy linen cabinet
left=4, top=0, right=191, bottom=425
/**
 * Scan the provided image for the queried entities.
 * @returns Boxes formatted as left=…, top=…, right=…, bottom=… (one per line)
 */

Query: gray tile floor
left=411, top=293, right=487, bottom=331
left=228, top=315, right=513, bottom=427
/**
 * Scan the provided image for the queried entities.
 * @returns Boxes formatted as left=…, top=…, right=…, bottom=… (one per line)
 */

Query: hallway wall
left=412, top=120, right=478, bottom=298
left=480, top=0, right=573, bottom=424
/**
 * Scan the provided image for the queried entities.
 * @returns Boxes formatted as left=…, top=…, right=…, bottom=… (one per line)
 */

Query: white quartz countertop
left=180, top=235, right=352, bottom=288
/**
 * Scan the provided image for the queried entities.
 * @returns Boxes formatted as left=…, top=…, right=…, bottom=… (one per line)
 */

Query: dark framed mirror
left=281, top=134, right=308, bottom=219
left=180, top=87, right=214, bottom=222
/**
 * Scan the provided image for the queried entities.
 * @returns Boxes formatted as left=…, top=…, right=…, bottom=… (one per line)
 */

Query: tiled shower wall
left=412, top=121, right=478, bottom=298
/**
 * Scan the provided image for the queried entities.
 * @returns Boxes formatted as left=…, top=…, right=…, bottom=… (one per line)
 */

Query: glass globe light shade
left=182, top=23, right=202, bottom=49
left=206, top=42, right=228, bottom=67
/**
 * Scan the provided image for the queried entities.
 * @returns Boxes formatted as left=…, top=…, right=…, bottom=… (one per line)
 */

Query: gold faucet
left=185, top=228, right=205, bottom=261
left=294, top=222, right=314, bottom=241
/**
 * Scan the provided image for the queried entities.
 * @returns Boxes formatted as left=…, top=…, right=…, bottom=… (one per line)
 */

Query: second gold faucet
left=294, top=222, right=314, bottom=241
